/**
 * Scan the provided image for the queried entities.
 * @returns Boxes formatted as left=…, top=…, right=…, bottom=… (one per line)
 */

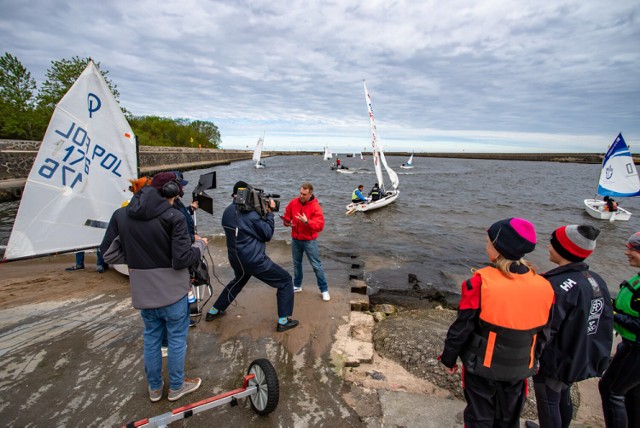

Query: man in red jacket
left=282, top=182, right=330, bottom=301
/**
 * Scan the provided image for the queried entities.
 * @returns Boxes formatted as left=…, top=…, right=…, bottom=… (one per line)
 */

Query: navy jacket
left=539, top=262, right=613, bottom=383
left=100, top=186, right=205, bottom=309
left=221, top=202, right=275, bottom=271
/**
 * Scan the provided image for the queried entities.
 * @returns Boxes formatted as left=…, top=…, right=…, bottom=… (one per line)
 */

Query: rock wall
left=0, top=139, right=254, bottom=180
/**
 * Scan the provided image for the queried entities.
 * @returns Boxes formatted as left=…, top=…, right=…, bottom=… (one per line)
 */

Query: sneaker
left=322, top=291, right=331, bottom=301
left=293, top=286, right=302, bottom=293
left=97, top=265, right=106, bottom=273
left=161, top=346, right=168, bottom=358
left=149, top=381, right=163, bottom=402
left=205, top=310, right=225, bottom=322
left=189, top=318, right=196, bottom=328
left=65, top=265, right=85, bottom=271
left=168, top=377, right=202, bottom=401
left=524, top=422, right=540, bottom=428
left=276, top=318, right=300, bottom=332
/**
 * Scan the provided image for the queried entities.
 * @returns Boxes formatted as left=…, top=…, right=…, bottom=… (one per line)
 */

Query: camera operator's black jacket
left=222, top=202, right=274, bottom=269
left=100, top=186, right=205, bottom=309
left=538, top=262, right=613, bottom=383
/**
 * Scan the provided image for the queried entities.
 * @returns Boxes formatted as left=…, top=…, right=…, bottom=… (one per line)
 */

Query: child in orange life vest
left=439, top=218, right=555, bottom=428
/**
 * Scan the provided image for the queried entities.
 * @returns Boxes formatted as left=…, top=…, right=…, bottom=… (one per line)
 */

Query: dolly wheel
left=247, top=358, right=279, bottom=415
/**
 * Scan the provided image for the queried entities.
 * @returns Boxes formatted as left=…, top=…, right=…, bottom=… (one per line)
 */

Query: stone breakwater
left=0, top=140, right=311, bottom=202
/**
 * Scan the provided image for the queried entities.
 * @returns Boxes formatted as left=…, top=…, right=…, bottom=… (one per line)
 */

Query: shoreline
left=0, top=248, right=606, bottom=427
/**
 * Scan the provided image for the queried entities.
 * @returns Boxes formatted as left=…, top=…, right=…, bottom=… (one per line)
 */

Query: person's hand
left=296, top=213, right=308, bottom=224
left=282, top=217, right=292, bottom=227
left=191, top=200, right=199, bottom=210
left=195, top=234, right=208, bottom=245
left=444, top=364, right=459, bottom=375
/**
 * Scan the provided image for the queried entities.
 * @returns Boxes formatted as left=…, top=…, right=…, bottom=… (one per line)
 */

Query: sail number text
left=37, top=121, right=124, bottom=188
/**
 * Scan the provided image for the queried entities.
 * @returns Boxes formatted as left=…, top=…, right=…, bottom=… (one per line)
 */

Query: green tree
left=36, top=56, right=120, bottom=115
left=0, top=52, right=38, bottom=139
left=129, top=116, right=221, bottom=148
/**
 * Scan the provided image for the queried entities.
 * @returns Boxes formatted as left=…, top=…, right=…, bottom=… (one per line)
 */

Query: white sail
left=364, top=81, right=399, bottom=192
left=407, top=152, right=414, bottom=165
left=4, top=61, right=137, bottom=260
left=253, top=134, right=264, bottom=168
left=323, top=146, right=332, bottom=160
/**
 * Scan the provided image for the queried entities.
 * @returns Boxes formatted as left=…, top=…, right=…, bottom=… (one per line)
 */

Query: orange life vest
left=461, top=266, right=554, bottom=381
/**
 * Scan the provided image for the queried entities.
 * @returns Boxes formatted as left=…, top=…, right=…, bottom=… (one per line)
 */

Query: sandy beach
left=0, top=242, right=607, bottom=427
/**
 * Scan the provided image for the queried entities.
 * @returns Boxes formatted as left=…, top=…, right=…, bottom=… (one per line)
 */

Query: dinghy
left=400, top=152, right=414, bottom=169
left=323, top=145, right=332, bottom=160
left=253, top=134, right=265, bottom=168
left=346, top=81, right=399, bottom=214
left=584, top=133, right=639, bottom=222
left=3, top=60, right=137, bottom=262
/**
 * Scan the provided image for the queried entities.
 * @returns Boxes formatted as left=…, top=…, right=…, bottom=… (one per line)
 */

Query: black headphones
left=161, top=179, right=181, bottom=198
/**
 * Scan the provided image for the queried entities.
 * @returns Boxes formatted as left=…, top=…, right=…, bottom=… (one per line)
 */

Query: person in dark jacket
left=440, top=218, right=555, bottom=428
left=100, top=172, right=207, bottom=402
left=599, top=232, right=640, bottom=428
left=205, top=181, right=298, bottom=332
left=528, top=225, right=613, bottom=428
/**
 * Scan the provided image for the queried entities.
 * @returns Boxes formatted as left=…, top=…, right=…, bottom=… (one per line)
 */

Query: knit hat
left=232, top=181, right=249, bottom=196
left=550, top=225, right=600, bottom=262
left=150, top=172, right=181, bottom=192
left=487, top=218, right=537, bottom=261
left=626, top=232, right=640, bottom=252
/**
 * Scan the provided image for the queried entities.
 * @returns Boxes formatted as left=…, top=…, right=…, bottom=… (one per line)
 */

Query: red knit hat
left=550, top=225, right=599, bottom=262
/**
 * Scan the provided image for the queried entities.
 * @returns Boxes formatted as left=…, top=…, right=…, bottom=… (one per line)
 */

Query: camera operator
left=206, top=181, right=299, bottom=332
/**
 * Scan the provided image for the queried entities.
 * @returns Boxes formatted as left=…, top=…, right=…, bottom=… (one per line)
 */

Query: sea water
left=1, top=155, right=639, bottom=295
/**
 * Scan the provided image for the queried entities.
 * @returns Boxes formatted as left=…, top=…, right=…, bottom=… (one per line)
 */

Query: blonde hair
left=493, top=255, right=536, bottom=277
left=301, top=182, right=314, bottom=193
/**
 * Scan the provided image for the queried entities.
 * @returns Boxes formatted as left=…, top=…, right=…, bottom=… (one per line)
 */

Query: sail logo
left=606, top=165, right=613, bottom=179
left=87, top=93, right=101, bottom=118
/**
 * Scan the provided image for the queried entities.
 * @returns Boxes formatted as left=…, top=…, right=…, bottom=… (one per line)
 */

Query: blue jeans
left=75, top=250, right=105, bottom=267
left=141, top=295, right=189, bottom=390
left=292, top=239, right=328, bottom=292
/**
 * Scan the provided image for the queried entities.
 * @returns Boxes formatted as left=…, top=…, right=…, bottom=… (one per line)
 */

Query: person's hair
left=358, top=184, right=364, bottom=189
left=493, top=255, right=536, bottom=277
left=301, top=182, right=314, bottom=193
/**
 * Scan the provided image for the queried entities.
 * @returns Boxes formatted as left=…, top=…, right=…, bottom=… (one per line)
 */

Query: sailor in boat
left=603, top=196, right=618, bottom=212
left=336, top=158, right=341, bottom=168
left=369, top=183, right=381, bottom=201
left=352, top=185, right=368, bottom=203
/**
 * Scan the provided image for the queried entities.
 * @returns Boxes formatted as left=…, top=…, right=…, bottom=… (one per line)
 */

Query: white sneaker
left=161, top=346, right=168, bottom=358
left=293, top=286, right=302, bottom=293
left=322, top=291, right=330, bottom=301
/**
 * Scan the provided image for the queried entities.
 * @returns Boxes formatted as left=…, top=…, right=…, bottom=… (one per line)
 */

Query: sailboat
left=584, top=133, right=640, bottom=222
left=323, top=145, right=332, bottom=160
left=346, top=81, right=399, bottom=213
left=400, top=152, right=414, bottom=169
left=3, top=60, right=137, bottom=261
left=253, top=134, right=265, bottom=168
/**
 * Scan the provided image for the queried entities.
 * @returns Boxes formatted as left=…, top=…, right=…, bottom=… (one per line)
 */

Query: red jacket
left=283, top=195, right=325, bottom=240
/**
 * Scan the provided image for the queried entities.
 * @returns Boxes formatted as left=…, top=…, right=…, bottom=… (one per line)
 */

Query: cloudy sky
left=1, top=0, right=639, bottom=153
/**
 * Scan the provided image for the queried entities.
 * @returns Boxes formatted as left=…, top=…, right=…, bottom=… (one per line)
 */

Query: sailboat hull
left=584, top=199, right=632, bottom=221
left=400, top=165, right=414, bottom=169
left=346, top=191, right=399, bottom=212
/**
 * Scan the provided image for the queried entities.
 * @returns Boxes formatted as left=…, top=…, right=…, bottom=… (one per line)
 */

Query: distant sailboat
left=400, top=152, right=414, bottom=169
left=323, top=145, right=332, bottom=160
left=584, top=133, right=639, bottom=222
left=253, top=133, right=265, bottom=168
left=3, top=60, right=137, bottom=261
left=346, top=81, right=399, bottom=213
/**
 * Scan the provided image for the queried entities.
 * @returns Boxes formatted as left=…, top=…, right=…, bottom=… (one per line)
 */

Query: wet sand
left=0, top=243, right=364, bottom=426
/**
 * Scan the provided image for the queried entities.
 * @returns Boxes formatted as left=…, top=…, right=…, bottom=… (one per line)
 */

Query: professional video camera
left=234, top=183, right=280, bottom=219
